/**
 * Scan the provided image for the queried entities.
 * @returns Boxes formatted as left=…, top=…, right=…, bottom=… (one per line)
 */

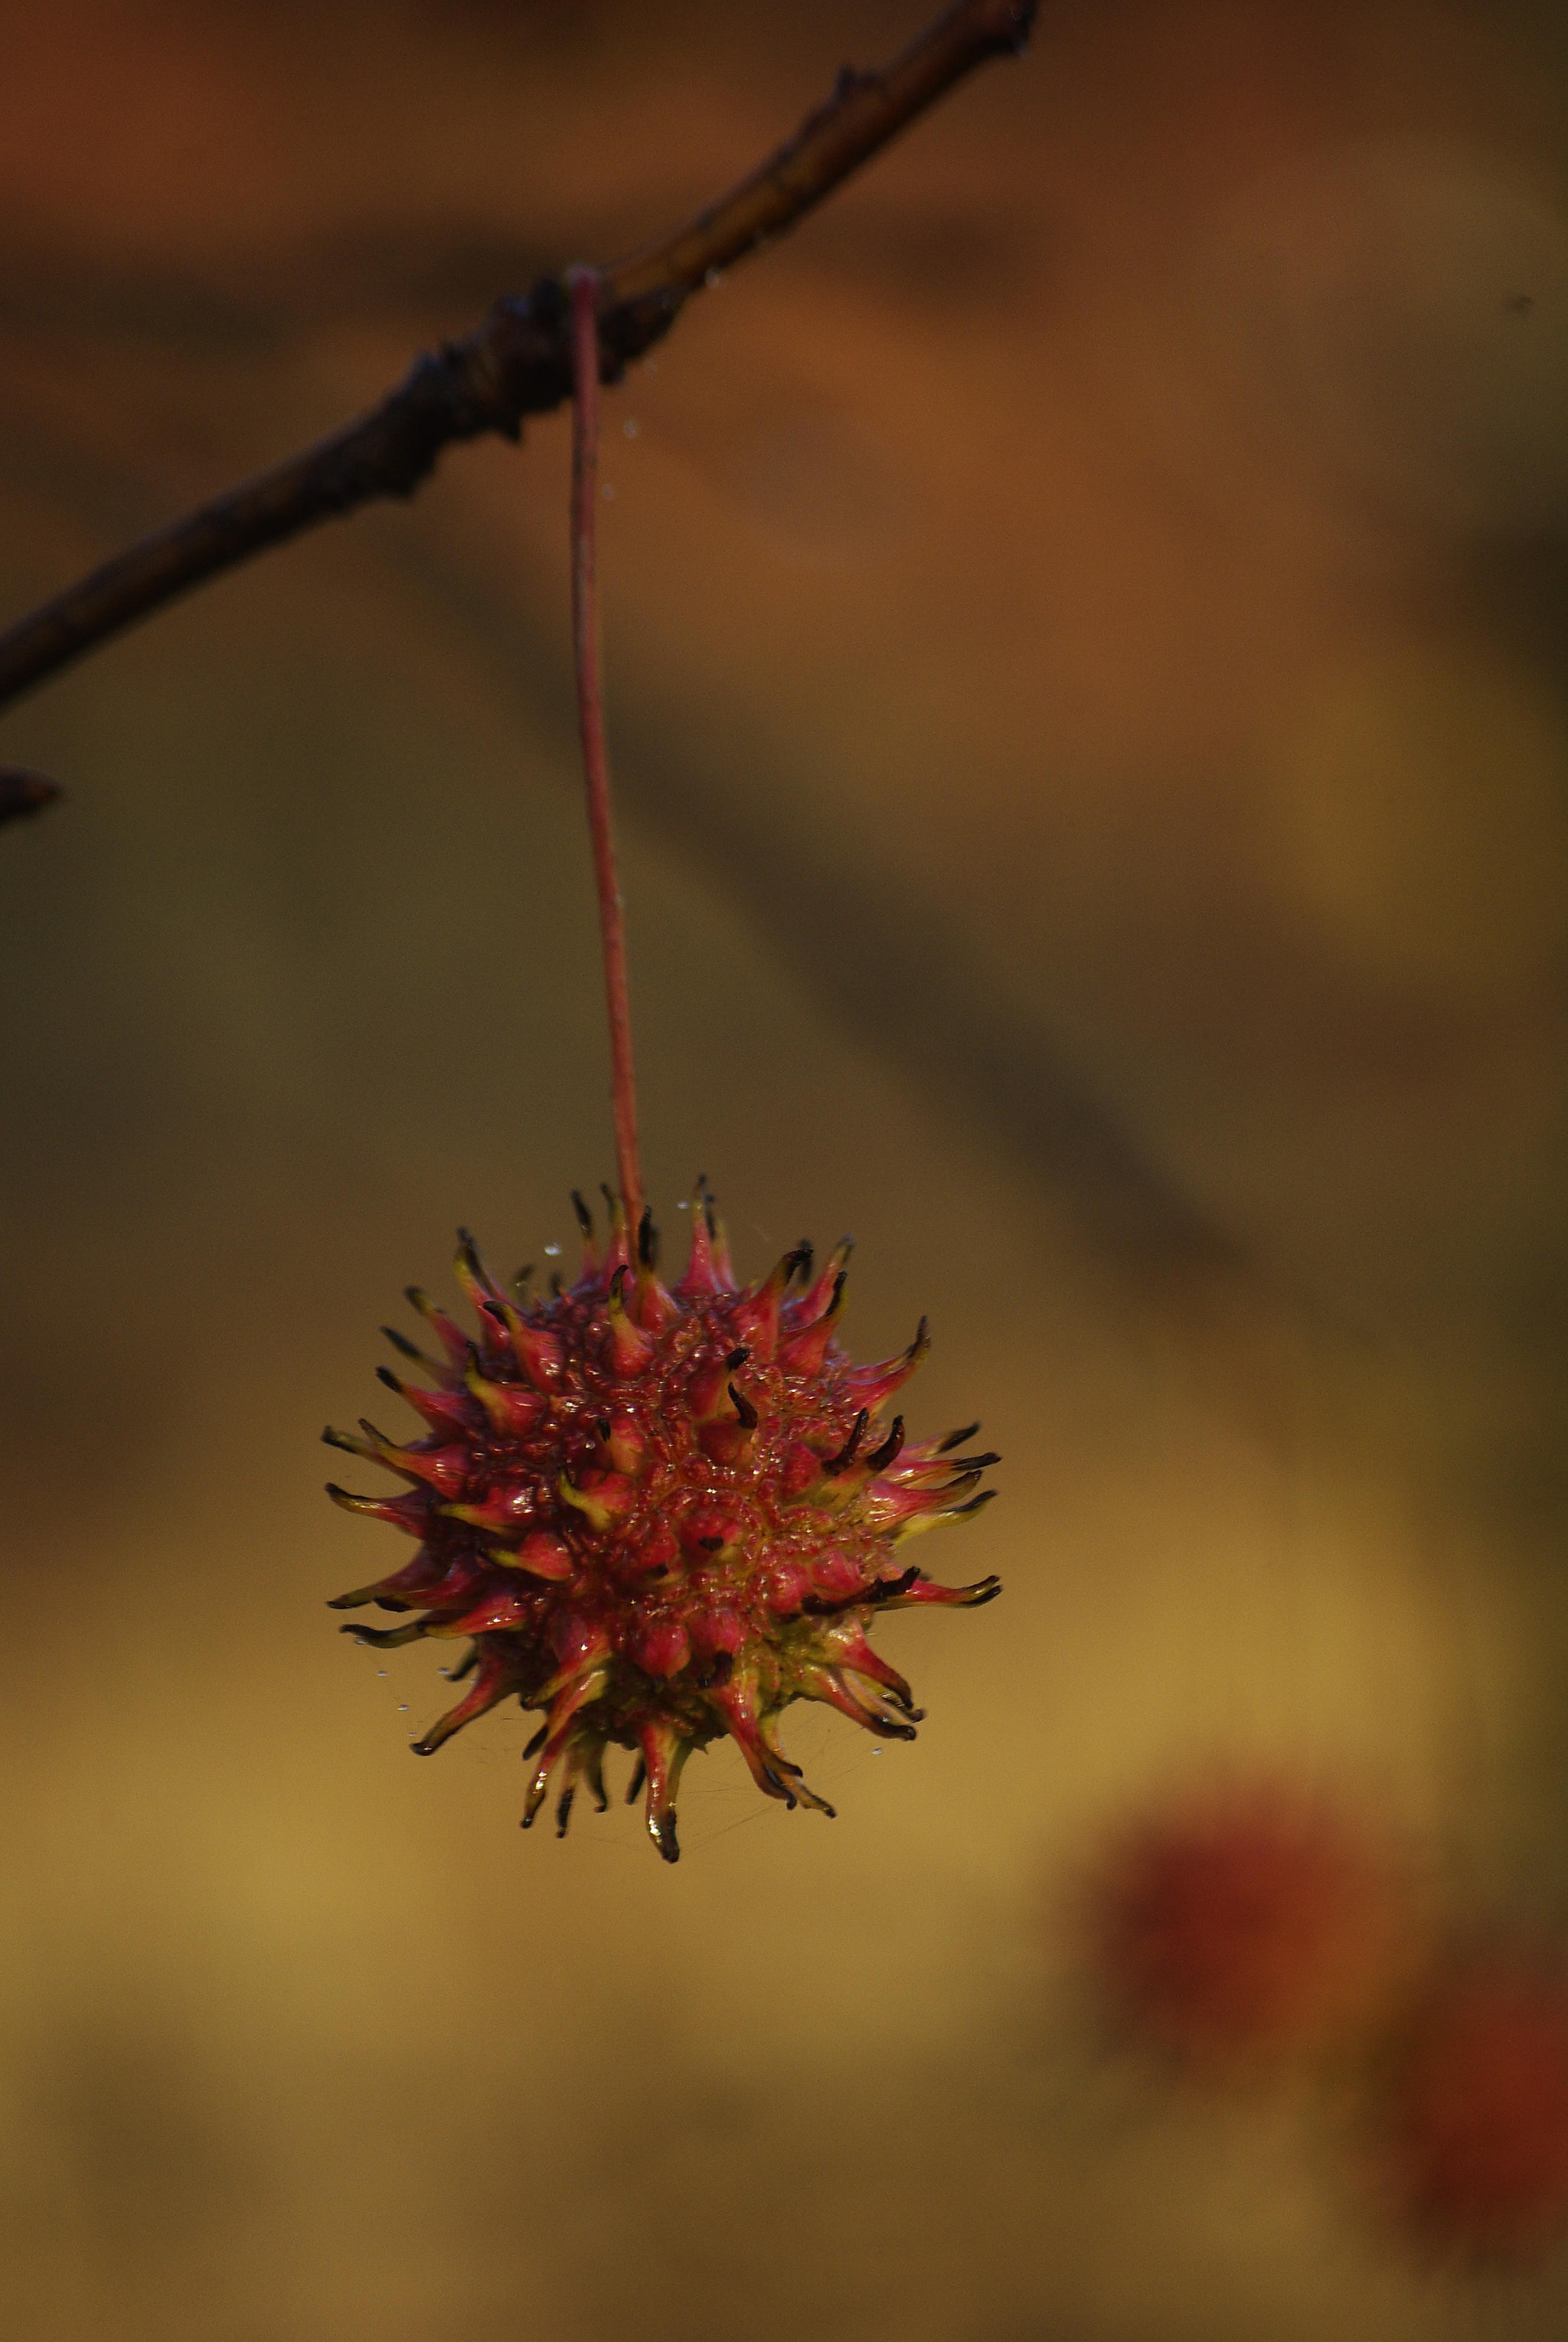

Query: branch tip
left=0, top=0, right=1039, bottom=715
left=0, top=767, right=62, bottom=825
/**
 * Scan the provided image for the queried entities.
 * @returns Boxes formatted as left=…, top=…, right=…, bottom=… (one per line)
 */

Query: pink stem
left=568, top=266, right=644, bottom=1227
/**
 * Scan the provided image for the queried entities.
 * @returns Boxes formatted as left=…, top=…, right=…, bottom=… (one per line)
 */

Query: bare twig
left=0, top=0, right=1036, bottom=716
left=0, top=768, right=61, bottom=825
left=568, top=266, right=643, bottom=1225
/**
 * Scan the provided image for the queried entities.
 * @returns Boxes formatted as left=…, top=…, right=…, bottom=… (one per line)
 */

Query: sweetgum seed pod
left=1379, top=1952, right=1568, bottom=2254
left=328, top=1187, right=1001, bottom=1860
left=1087, top=1779, right=1411, bottom=2067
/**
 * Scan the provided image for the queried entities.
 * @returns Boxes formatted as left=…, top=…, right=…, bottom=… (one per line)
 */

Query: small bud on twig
left=0, top=767, right=61, bottom=826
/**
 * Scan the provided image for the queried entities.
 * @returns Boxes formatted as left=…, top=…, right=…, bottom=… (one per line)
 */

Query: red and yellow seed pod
left=1376, top=1949, right=1568, bottom=2255
left=327, top=1190, right=1001, bottom=1861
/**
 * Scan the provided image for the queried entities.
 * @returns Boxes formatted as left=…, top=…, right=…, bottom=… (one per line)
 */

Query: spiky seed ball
left=326, top=1184, right=1000, bottom=1861
left=1086, top=1779, right=1410, bottom=2069
left=1377, top=1952, right=1568, bottom=2254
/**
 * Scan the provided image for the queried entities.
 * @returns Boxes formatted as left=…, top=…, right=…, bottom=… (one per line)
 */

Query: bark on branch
left=0, top=0, right=1037, bottom=716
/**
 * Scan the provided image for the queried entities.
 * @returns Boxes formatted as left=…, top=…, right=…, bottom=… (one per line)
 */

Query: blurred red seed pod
left=1086, top=1778, right=1414, bottom=2070
left=1377, top=1951, right=1568, bottom=2255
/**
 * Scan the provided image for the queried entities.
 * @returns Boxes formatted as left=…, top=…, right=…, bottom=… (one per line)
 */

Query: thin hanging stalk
left=568, top=266, right=642, bottom=1225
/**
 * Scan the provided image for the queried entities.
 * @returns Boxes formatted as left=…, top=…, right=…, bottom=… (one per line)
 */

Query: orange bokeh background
left=3, top=4, right=1568, bottom=2334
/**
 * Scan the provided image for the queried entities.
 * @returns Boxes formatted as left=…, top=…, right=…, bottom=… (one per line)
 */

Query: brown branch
left=0, top=0, right=1036, bottom=718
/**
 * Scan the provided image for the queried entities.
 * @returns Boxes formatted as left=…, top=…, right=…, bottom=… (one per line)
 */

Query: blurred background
left=2, top=0, right=1567, bottom=2333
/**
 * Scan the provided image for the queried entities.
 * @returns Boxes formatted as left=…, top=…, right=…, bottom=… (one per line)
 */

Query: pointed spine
left=864, top=1416, right=906, bottom=1475
left=731, top=1243, right=811, bottom=1363
left=706, top=1187, right=737, bottom=1291
left=824, top=1625, right=919, bottom=1714
left=879, top=1571, right=1003, bottom=1610
left=777, top=1269, right=847, bottom=1376
left=795, top=1237, right=853, bottom=1324
left=555, top=1729, right=612, bottom=1837
left=454, top=1228, right=511, bottom=1354
left=698, top=1378, right=760, bottom=1467
left=323, top=1423, right=469, bottom=1499
left=823, top=1409, right=869, bottom=1476
left=799, top=1664, right=918, bottom=1741
left=431, top=1586, right=535, bottom=1637
left=637, top=1719, right=691, bottom=1862
left=381, top=1324, right=447, bottom=1380
left=676, top=1178, right=720, bottom=1297
left=493, top=1531, right=573, bottom=1583
left=411, top=1644, right=518, bottom=1755
left=404, top=1287, right=469, bottom=1375
left=570, top=1189, right=599, bottom=1281
left=558, top=1469, right=636, bottom=1534
left=599, top=1184, right=634, bottom=1279
left=464, top=1352, right=544, bottom=1437
left=339, top=1617, right=434, bottom=1650
left=507, top=1312, right=564, bottom=1391
left=634, top=1204, right=681, bottom=1329
left=440, top=1480, right=538, bottom=1532
left=712, top=1676, right=799, bottom=1807
left=603, top=1414, right=648, bottom=1475
left=845, top=1317, right=930, bottom=1409
left=605, top=1266, right=655, bottom=1374
left=325, top=1483, right=430, bottom=1534
left=521, top=1653, right=611, bottom=1827
left=867, top=1468, right=985, bottom=1537
left=375, top=1364, right=472, bottom=1436
left=327, top=1547, right=446, bottom=1611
